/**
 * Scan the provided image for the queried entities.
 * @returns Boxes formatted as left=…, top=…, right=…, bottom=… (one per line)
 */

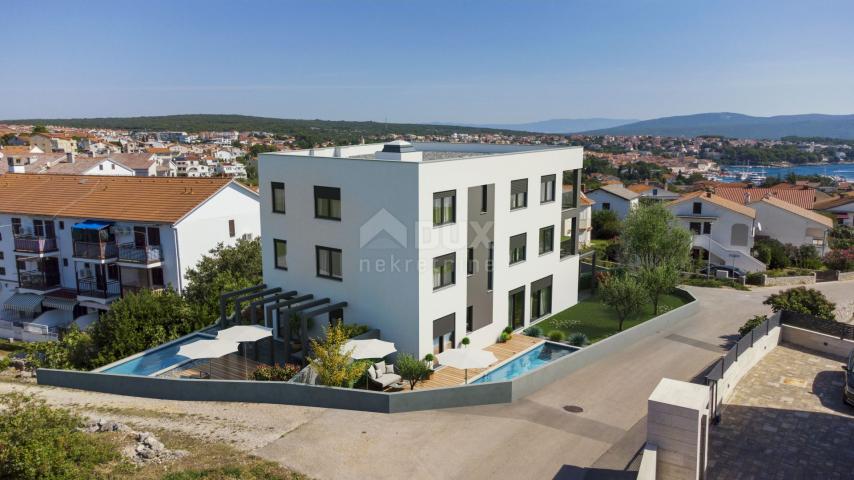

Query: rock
left=11, top=359, right=26, bottom=370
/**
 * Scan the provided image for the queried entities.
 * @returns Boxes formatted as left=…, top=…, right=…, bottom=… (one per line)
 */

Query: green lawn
left=534, top=293, right=689, bottom=343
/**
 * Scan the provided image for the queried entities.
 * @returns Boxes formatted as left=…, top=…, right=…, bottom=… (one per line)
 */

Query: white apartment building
left=0, top=174, right=260, bottom=341
left=258, top=141, right=583, bottom=359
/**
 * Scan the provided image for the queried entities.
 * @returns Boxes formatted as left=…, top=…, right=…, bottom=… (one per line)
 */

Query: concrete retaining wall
left=717, top=315, right=781, bottom=408
left=782, top=324, right=854, bottom=359
left=839, top=271, right=854, bottom=282
left=761, top=273, right=815, bottom=287
left=39, top=290, right=698, bottom=413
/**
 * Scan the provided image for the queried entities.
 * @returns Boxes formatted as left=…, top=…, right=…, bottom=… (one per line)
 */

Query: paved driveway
left=255, top=282, right=854, bottom=480
left=708, top=344, right=854, bottom=479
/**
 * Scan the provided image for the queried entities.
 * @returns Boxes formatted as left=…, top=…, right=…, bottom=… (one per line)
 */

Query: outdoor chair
left=366, top=360, right=402, bottom=390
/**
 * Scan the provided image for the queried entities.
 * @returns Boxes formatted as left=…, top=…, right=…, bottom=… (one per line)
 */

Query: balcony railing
left=560, top=238, right=575, bottom=258
left=77, top=278, right=121, bottom=299
left=13, top=235, right=58, bottom=254
left=562, top=191, right=578, bottom=210
left=19, top=269, right=61, bottom=291
left=118, top=243, right=163, bottom=264
left=73, top=241, right=118, bottom=260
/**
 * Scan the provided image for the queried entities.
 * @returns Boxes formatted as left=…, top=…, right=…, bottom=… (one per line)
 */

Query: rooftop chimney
left=375, top=140, right=422, bottom=162
left=66, top=152, right=75, bottom=164
left=744, top=192, right=751, bottom=204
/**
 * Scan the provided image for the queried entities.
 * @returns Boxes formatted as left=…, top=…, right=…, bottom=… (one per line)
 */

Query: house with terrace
left=0, top=174, right=259, bottom=341
left=256, top=141, right=584, bottom=360
left=750, top=195, right=833, bottom=255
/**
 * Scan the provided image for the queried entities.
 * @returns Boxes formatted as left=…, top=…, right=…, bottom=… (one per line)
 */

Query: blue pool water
left=101, top=333, right=211, bottom=376
left=472, top=342, right=578, bottom=384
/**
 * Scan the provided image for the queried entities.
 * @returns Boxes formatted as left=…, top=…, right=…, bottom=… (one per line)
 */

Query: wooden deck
left=176, top=353, right=265, bottom=380
left=412, top=334, right=543, bottom=390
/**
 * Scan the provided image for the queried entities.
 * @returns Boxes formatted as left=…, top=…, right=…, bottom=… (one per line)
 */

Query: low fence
left=780, top=310, right=854, bottom=340
left=39, top=290, right=698, bottom=413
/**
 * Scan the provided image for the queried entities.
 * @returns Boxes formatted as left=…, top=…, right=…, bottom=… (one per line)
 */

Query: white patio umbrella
left=342, top=338, right=396, bottom=388
left=437, top=348, right=498, bottom=384
left=216, top=325, right=273, bottom=378
left=177, top=339, right=239, bottom=379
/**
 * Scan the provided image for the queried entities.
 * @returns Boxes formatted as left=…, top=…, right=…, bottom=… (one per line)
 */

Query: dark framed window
left=540, top=174, right=556, bottom=203
left=510, top=233, right=527, bottom=264
left=692, top=202, right=702, bottom=214
left=59, top=221, right=64, bottom=230
left=433, top=190, right=456, bottom=226
left=531, top=276, right=553, bottom=320
left=63, top=258, right=68, bottom=267
left=466, top=306, right=473, bottom=333
left=703, top=222, right=712, bottom=235
left=510, top=179, right=528, bottom=210
left=433, top=252, right=456, bottom=290
left=602, top=203, right=611, bottom=211
left=11, top=218, right=21, bottom=236
left=0, top=251, right=3, bottom=260
left=316, top=246, right=342, bottom=280
left=539, top=226, right=554, bottom=254
left=480, top=185, right=488, bottom=213
left=689, top=222, right=701, bottom=234
left=467, top=247, right=474, bottom=275
left=271, top=182, right=286, bottom=213
left=151, top=267, right=164, bottom=286
left=274, top=239, right=288, bottom=270
left=314, top=186, right=341, bottom=220
left=0, top=267, right=5, bottom=276
left=487, top=241, right=494, bottom=291
left=228, top=219, right=236, bottom=237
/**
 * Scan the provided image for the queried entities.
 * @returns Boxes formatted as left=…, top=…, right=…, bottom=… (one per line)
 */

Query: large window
left=510, top=179, right=528, bottom=210
left=316, top=246, right=342, bottom=280
left=539, top=226, right=554, bottom=254
left=274, top=239, right=288, bottom=270
left=314, top=186, right=341, bottom=220
left=433, top=252, right=456, bottom=290
left=271, top=182, right=286, bottom=214
left=531, top=276, right=553, bottom=320
left=540, top=174, right=556, bottom=203
left=466, top=306, right=473, bottom=333
left=509, top=287, right=525, bottom=330
left=433, top=190, right=456, bottom=226
left=509, top=233, right=527, bottom=265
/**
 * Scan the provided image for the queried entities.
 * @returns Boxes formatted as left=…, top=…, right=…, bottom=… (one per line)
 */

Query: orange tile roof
left=714, top=187, right=815, bottom=210
left=626, top=184, right=653, bottom=193
left=668, top=191, right=756, bottom=219
left=758, top=196, right=833, bottom=228
left=0, top=174, right=235, bottom=223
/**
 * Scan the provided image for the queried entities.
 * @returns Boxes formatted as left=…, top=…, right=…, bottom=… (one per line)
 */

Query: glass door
left=509, top=289, right=525, bottom=330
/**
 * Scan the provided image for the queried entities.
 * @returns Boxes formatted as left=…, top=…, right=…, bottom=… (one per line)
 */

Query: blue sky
left=3, top=0, right=854, bottom=123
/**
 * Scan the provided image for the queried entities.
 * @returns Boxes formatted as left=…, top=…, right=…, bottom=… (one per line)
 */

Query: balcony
left=13, top=235, right=58, bottom=254
left=77, top=278, right=121, bottom=299
left=73, top=241, right=118, bottom=261
left=18, top=270, right=61, bottom=291
left=118, top=243, right=163, bottom=265
left=560, top=238, right=575, bottom=259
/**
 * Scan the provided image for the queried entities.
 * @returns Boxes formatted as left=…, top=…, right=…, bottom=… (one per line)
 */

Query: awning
left=42, top=296, right=79, bottom=311
left=3, top=293, right=44, bottom=313
left=72, top=220, right=112, bottom=230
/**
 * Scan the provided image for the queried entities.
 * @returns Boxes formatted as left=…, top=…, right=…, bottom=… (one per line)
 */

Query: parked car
left=699, top=265, right=746, bottom=278
left=843, top=349, right=854, bottom=407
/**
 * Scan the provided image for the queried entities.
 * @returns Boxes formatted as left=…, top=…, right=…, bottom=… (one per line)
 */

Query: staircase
left=693, top=235, right=766, bottom=273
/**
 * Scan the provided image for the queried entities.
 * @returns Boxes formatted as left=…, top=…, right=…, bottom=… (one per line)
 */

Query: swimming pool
left=471, top=342, right=578, bottom=384
left=100, top=333, right=213, bottom=376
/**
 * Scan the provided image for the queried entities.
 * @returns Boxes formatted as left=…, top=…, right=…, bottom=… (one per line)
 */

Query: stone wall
left=760, top=273, right=815, bottom=287
left=839, top=271, right=854, bottom=282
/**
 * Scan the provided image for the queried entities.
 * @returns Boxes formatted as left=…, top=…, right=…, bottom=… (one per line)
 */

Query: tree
left=90, top=288, right=201, bottom=366
left=395, top=353, right=429, bottom=390
left=637, top=263, right=679, bottom=315
left=183, top=237, right=262, bottom=323
left=31, top=124, right=48, bottom=134
left=591, top=210, right=621, bottom=240
left=22, top=325, right=95, bottom=371
left=823, top=247, right=854, bottom=272
left=308, top=324, right=364, bottom=388
left=763, top=287, right=836, bottom=321
left=620, top=203, right=692, bottom=270
left=600, top=274, right=648, bottom=331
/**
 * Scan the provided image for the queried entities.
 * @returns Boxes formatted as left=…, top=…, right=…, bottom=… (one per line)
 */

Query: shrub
left=502, top=326, right=513, bottom=335
left=682, top=277, right=750, bottom=291
left=0, top=393, right=118, bottom=480
left=498, top=332, right=511, bottom=343
left=592, top=210, right=621, bottom=240
left=339, top=323, right=370, bottom=339
left=752, top=239, right=790, bottom=269
left=423, top=353, right=434, bottom=362
left=522, top=325, right=543, bottom=337
left=745, top=272, right=764, bottom=285
left=824, top=247, right=854, bottom=272
left=547, top=330, right=566, bottom=342
left=829, top=225, right=853, bottom=250
left=396, top=353, right=429, bottom=390
left=568, top=332, right=589, bottom=347
left=22, top=325, right=96, bottom=371
left=764, top=287, right=836, bottom=321
left=738, top=315, right=767, bottom=339
left=309, top=324, right=364, bottom=387
left=252, top=363, right=301, bottom=381
left=461, top=336, right=470, bottom=346
left=0, top=357, right=10, bottom=371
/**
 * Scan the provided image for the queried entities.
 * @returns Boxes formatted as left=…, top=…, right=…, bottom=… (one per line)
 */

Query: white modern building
left=258, top=141, right=584, bottom=359
left=750, top=196, right=833, bottom=255
left=586, top=183, right=640, bottom=219
left=667, top=191, right=765, bottom=273
left=0, top=174, right=260, bottom=341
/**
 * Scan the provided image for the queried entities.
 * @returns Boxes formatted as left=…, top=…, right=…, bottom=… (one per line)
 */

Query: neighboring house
left=568, top=190, right=594, bottom=247
left=751, top=196, right=833, bottom=255
left=29, top=133, right=77, bottom=153
left=214, top=162, right=247, bottom=178
left=0, top=174, right=260, bottom=341
left=713, top=186, right=817, bottom=210
left=175, top=156, right=213, bottom=177
left=626, top=183, right=681, bottom=203
left=586, top=183, right=640, bottom=219
left=258, top=141, right=584, bottom=358
left=814, top=195, right=854, bottom=227
left=667, top=191, right=765, bottom=273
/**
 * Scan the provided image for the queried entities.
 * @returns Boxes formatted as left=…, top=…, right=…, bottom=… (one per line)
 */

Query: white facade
left=259, top=142, right=583, bottom=359
left=587, top=187, right=639, bottom=219
left=751, top=199, right=832, bottom=254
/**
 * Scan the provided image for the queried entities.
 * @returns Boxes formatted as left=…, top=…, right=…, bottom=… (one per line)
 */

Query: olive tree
left=600, top=274, right=648, bottom=331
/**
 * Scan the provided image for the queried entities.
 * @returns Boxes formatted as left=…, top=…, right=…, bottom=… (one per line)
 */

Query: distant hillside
left=459, top=118, right=637, bottom=134
left=1, top=114, right=533, bottom=142
left=583, top=112, right=854, bottom=140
